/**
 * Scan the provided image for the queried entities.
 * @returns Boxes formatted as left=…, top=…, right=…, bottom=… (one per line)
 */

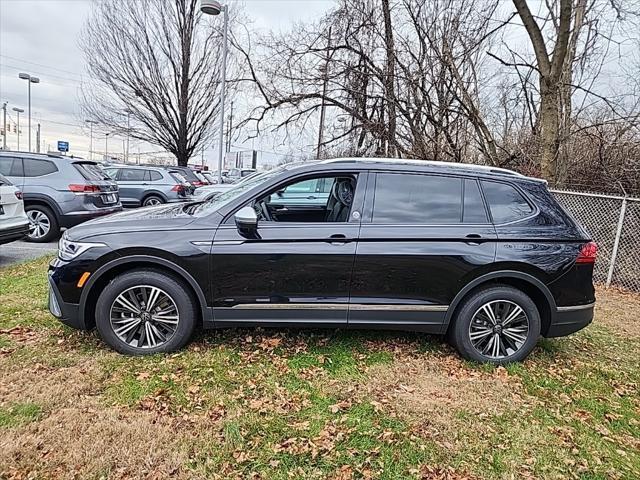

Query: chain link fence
left=552, top=190, right=640, bottom=292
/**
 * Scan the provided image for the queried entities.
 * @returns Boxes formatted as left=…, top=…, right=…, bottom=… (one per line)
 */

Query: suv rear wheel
left=449, top=285, right=541, bottom=364
left=95, top=269, right=197, bottom=355
left=143, top=195, right=164, bottom=207
left=25, top=205, right=59, bottom=243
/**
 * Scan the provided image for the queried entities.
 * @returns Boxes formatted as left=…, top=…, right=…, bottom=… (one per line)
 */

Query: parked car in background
left=201, top=170, right=225, bottom=184
left=0, top=151, right=121, bottom=242
left=49, top=158, right=596, bottom=364
left=0, top=173, right=29, bottom=245
left=165, top=166, right=207, bottom=188
left=193, top=171, right=210, bottom=186
left=103, top=165, right=193, bottom=207
left=193, top=170, right=265, bottom=202
left=225, top=168, right=257, bottom=184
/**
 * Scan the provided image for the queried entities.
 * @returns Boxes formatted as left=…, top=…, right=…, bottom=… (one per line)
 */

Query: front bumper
left=0, top=222, right=29, bottom=245
left=545, top=303, right=594, bottom=337
left=48, top=271, right=87, bottom=330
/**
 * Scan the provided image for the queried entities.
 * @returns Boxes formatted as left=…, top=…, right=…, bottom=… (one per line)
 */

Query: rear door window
left=481, top=181, right=533, bottom=224
left=119, top=168, right=146, bottom=181
left=373, top=173, right=462, bottom=224
left=23, top=158, right=58, bottom=177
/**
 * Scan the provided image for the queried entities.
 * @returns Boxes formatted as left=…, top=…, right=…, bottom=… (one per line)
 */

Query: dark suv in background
left=48, top=158, right=596, bottom=364
left=0, top=151, right=121, bottom=242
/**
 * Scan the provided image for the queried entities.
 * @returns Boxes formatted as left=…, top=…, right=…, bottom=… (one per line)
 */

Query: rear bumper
left=59, top=205, right=123, bottom=228
left=0, top=222, right=29, bottom=245
left=545, top=302, right=594, bottom=337
left=48, top=272, right=86, bottom=330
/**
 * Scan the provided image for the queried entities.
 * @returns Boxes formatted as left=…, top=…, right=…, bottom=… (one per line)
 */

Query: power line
left=0, top=54, right=85, bottom=79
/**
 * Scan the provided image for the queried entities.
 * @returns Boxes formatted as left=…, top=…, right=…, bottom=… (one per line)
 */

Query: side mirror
left=234, top=206, right=258, bottom=237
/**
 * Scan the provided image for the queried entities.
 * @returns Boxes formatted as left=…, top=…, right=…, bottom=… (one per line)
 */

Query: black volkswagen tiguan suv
left=48, top=159, right=596, bottom=364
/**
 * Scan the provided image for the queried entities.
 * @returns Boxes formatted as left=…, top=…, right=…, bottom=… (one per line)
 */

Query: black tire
left=95, top=269, right=197, bottom=355
left=25, top=205, right=59, bottom=243
left=449, top=285, right=541, bottom=364
left=142, top=195, right=165, bottom=207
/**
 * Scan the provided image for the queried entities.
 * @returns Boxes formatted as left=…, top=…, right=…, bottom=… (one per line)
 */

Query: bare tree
left=237, top=0, right=503, bottom=163
left=81, top=0, right=233, bottom=166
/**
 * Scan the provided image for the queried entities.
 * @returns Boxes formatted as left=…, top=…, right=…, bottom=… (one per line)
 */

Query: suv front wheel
left=25, top=205, right=59, bottom=243
left=449, top=285, right=541, bottom=364
left=95, top=269, right=197, bottom=355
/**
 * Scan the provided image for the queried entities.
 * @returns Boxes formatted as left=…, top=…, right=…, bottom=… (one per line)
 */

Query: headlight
left=58, top=235, right=106, bottom=261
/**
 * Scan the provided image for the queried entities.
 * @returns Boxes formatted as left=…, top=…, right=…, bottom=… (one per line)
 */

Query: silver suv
left=103, top=165, right=194, bottom=207
left=0, top=151, right=121, bottom=242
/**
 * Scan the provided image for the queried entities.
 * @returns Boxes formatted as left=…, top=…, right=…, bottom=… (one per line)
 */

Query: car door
left=210, top=172, right=367, bottom=327
left=117, top=168, right=147, bottom=207
left=349, top=172, right=497, bottom=333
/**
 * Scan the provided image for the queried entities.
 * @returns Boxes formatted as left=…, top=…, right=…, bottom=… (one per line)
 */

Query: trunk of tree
left=539, top=80, right=560, bottom=184
left=381, top=0, right=397, bottom=157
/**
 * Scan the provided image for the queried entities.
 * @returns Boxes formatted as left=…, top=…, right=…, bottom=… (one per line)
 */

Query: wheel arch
left=22, top=193, right=62, bottom=218
left=79, top=255, right=208, bottom=329
left=444, top=270, right=556, bottom=336
left=141, top=191, right=169, bottom=204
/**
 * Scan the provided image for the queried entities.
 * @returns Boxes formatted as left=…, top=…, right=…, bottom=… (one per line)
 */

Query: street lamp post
left=18, top=73, right=40, bottom=152
left=200, top=0, right=228, bottom=184
left=86, top=120, right=98, bottom=161
left=105, top=133, right=109, bottom=161
left=12, top=107, right=24, bottom=150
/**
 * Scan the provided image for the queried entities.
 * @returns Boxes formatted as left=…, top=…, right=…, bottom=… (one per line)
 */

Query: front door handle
left=328, top=234, right=349, bottom=244
left=465, top=233, right=483, bottom=245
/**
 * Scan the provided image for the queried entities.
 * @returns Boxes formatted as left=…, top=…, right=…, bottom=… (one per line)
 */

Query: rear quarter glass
left=527, top=182, right=591, bottom=240
left=73, top=162, right=111, bottom=181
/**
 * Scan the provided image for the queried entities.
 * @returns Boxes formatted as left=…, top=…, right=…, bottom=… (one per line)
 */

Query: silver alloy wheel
left=109, top=285, right=179, bottom=349
left=144, top=197, right=162, bottom=206
left=27, top=210, right=51, bottom=239
left=468, top=300, right=530, bottom=360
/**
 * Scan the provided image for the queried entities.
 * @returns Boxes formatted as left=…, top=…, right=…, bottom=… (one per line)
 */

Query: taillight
left=15, top=191, right=23, bottom=200
left=171, top=184, right=185, bottom=193
left=69, top=184, right=101, bottom=193
left=576, top=242, right=597, bottom=264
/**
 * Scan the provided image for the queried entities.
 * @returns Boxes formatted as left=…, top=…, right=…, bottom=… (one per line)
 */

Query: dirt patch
left=0, top=402, right=204, bottom=480
left=595, top=287, right=640, bottom=338
left=0, top=358, right=104, bottom=410
left=363, top=356, right=528, bottom=429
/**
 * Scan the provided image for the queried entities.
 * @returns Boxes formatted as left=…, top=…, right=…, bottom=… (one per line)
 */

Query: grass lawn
left=0, top=256, right=639, bottom=479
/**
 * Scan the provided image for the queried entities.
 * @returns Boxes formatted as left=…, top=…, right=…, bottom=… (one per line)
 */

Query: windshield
left=191, top=169, right=281, bottom=216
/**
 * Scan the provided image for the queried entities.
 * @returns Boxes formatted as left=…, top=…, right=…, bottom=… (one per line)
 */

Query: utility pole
left=12, top=107, right=24, bottom=151
left=1, top=102, right=6, bottom=150
left=85, top=120, right=98, bottom=161
left=105, top=133, right=109, bottom=161
left=226, top=101, right=234, bottom=152
left=316, top=26, right=332, bottom=159
left=36, top=123, right=41, bottom=153
left=125, top=112, right=130, bottom=162
left=18, top=73, right=40, bottom=152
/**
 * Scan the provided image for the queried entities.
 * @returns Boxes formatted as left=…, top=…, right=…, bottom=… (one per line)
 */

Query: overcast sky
left=0, top=0, right=334, bottom=166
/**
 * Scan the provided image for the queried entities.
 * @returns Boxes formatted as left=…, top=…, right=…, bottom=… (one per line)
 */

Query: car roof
left=106, top=164, right=165, bottom=171
left=280, top=157, right=545, bottom=183
left=0, top=150, right=92, bottom=163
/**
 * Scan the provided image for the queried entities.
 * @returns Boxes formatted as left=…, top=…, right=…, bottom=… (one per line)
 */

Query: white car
left=0, top=173, right=29, bottom=245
